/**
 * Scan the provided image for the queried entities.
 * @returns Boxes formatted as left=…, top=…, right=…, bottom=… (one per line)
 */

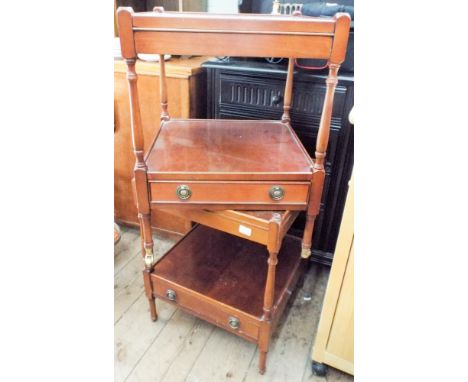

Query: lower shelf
left=151, top=224, right=305, bottom=343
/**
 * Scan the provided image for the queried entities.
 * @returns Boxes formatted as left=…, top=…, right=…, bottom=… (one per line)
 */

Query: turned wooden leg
left=263, top=250, right=278, bottom=320
left=301, top=214, right=316, bottom=259
left=143, top=267, right=157, bottom=321
left=258, top=350, right=267, bottom=374
left=258, top=248, right=279, bottom=373
left=126, top=54, right=157, bottom=322
left=139, top=212, right=157, bottom=321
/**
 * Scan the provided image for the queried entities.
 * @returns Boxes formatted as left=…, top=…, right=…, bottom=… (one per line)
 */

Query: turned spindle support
left=303, top=63, right=340, bottom=260
left=154, top=6, right=170, bottom=122
left=258, top=213, right=282, bottom=373
left=159, top=54, right=170, bottom=122
left=314, top=64, right=339, bottom=171
left=281, top=58, right=295, bottom=124
left=119, top=7, right=157, bottom=320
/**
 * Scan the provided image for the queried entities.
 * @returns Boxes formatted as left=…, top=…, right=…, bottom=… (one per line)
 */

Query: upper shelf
left=146, top=119, right=314, bottom=181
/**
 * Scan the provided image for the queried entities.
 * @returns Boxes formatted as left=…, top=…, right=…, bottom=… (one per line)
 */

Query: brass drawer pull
left=166, top=289, right=177, bottom=301
left=176, top=185, right=192, bottom=200
left=228, top=316, right=240, bottom=330
left=269, top=185, right=285, bottom=201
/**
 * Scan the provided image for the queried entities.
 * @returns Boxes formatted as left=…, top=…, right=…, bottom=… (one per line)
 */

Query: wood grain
left=150, top=181, right=309, bottom=208
left=114, top=56, right=208, bottom=232
left=145, top=119, right=314, bottom=181
left=116, top=7, right=351, bottom=373
left=115, top=226, right=353, bottom=382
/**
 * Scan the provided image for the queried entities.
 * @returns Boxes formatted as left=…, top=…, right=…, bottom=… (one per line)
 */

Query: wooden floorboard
left=114, top=293, right=177, bottom=382
left=159, top=318, right=215, bottom=382
left=240, top=266, right=326, bottom=382
left=125, top=309, right=214, bottom=382
left=185, top=326, right=258, bottom=382
left=114, top=225, right=353, bottom=382
left=114, top=229, right=140, bottom=275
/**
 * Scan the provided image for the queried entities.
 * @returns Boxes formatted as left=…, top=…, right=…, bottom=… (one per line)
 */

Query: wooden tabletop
left=146, top=119, right=314, bottom=181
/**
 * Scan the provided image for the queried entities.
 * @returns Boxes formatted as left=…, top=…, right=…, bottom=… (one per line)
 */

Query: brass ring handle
left=166, top=289, right=177, bottom=301
left=176, top=185, right=192, bottom=200
left=228, top=316, right=240, bottom=330
left=269, top=185, right=285, bottom=201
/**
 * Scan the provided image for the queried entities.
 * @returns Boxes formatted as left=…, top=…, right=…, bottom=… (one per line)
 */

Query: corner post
left=258, top=213, right=282, bottom=373
left=304, top=13, right=351, bottom=259
left=118, top=7, right=157, bottom=320
left=153, top=7, right=170, bottom=122
left=281, top=58, right=295, bottom=124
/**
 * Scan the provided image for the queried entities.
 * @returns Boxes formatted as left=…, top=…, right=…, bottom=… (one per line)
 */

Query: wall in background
left=207, top=0, right=238, bottom=13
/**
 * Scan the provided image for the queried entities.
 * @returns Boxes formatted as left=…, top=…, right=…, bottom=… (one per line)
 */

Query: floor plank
left=185, top=327, right=257, bottom=382
left=114, top=249, right=145, bottom=324
left=114, top=228, right=141, bottom=276
left=160, top=319, right=215, bottom=382
left=114, top=227, right=181, bottom=324
left=241, top=265, right=329, bottom=382
left=125, top=309, right=214, bottom=382
left=114, top=294, right=177, bottom=382
left=302, top=367, right=354, bottom=382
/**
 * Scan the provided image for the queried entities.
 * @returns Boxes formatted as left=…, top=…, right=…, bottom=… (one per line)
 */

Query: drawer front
left=150, top=181, right=309, bottom=208
left=153, top=277, right=260, bottom=341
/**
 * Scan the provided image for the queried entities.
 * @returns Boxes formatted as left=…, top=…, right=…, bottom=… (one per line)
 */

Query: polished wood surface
left=146, top=119, right=313, bottom=181
left=114, top=226, right=347, bottom=382
left=117, top=7, right=350, bottom=374
left=114, top=56, right=208, bottom=232
left=281, top=58, right=295, bottom=124
left=150, top=181, right=309, bottom=209
left=132, top=11, right=337, bottom=34
left=129, top=11, right=343, bottom=59
left=160, top=209, right=299, bottom=248
left=152, top=224, right=305, bottom=340
left=153, top=225, right=299, bottom=317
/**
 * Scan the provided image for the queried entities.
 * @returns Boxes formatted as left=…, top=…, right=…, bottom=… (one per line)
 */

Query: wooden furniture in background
left=204, top=59, right=354, bottom=265
left=312, top=172, right=354, bottom=376
left=117, top=8, right=350, bottom=373
left=114, top=56, right=208, bottom=233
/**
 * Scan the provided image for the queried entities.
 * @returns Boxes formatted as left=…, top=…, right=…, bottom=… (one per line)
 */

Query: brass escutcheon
left=269, top=185, right=285, bottom=201
left=228, top=316, right=240, bottom=330
left=176, top=185, right=192, bottom=200
left=166, top=289, right=177, bottom=301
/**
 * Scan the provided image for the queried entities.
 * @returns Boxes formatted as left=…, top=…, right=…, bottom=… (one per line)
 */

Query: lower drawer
left=152, top=277, right=260, bottom=342
left=149, top=180, right=309, bottom=209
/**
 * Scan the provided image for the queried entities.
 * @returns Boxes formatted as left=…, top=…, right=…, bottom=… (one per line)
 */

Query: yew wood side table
left=117, top=7, right=350, bottom=374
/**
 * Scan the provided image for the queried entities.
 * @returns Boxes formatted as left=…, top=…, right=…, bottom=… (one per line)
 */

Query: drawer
left=152, top=277, right=260, bottom=342
left=150, top=181, right=309, bottom=209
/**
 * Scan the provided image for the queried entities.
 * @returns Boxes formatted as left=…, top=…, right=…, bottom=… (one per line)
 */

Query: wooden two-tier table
left=117, top=7, right=350, bottom=374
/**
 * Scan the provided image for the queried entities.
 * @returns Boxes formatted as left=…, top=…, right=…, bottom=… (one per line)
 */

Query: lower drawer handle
left=228, top=316, right=240, bottom=330
left=176, top=185, right=192, bottom=200
left=166, top=289, right=177, bottom=301
left=269, top=185, right=285, bottom=201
